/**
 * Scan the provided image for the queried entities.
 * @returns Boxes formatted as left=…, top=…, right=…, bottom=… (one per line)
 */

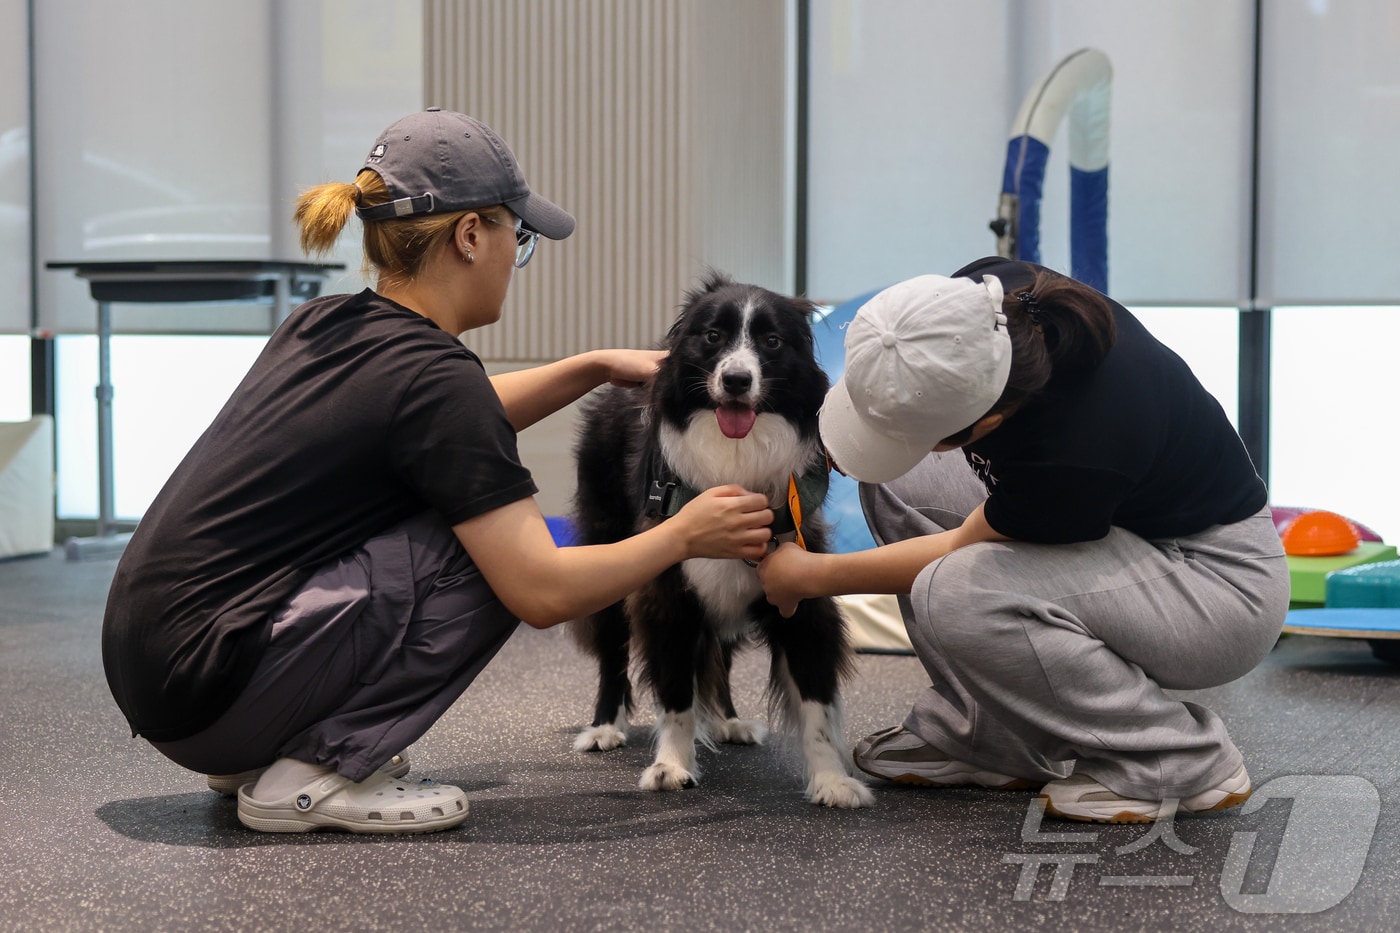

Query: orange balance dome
left=1280, top=510, right=1361, bottom=557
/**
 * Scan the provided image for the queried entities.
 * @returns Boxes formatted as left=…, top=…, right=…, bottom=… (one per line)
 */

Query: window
left=55, top=335, right=267, bottom=519
left=0, top=336, right=30, bottom=422
left=1130, top=307, right=1241, bottom=427
left=1270, top=306, right=1400, bottom=542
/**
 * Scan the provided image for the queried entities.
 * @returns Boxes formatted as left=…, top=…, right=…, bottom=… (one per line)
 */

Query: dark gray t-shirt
left=955, top=257, right=1267, bottom=544
left=102, top=289, right=536, bottom=741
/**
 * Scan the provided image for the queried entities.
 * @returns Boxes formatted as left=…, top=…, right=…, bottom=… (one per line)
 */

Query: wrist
left=796, top=550, right=826, bottom=600
left=648, top=519, right=691, bottom=567
left=559, top=349, right=605, bottom=391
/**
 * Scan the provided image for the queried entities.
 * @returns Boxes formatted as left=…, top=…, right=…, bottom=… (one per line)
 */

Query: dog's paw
left=808, top=771, right=874, bottom=809
left=713, top=717, right=768, bottom=745
left=573, top=724, right=628, bottom=752
left=640, top=762, right=698, bottom=792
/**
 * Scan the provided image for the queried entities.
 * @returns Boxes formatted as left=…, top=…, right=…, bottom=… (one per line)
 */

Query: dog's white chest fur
left=659, top=411, right=818, bottom=637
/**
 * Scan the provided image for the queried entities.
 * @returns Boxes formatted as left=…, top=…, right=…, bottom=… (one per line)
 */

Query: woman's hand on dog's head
left=597, top=348, right=668, bottom=388
left=673, top=485, right=774, bottom=563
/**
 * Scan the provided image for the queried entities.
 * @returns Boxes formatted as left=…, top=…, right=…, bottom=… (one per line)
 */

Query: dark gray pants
left=153, top=512, right=519, bottom=782
left=861, top=452, right=1290, bottom=799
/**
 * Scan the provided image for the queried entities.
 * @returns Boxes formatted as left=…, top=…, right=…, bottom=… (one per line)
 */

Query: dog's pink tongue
left=716, top=404, right=757, bottom=439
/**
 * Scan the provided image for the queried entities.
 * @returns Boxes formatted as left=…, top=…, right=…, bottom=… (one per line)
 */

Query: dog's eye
left=765, top=334, right=783, bottom=350
left=705, top=329, right=723, bottom=344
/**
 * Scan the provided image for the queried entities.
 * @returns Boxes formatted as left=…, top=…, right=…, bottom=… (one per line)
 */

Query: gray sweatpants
left=860, top=451, right=1290, bottom=800
left=152, top=512, right=519, bottom=783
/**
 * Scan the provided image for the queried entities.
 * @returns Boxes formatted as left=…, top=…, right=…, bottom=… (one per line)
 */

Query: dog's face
left=653, top=273, right=829, bottom=440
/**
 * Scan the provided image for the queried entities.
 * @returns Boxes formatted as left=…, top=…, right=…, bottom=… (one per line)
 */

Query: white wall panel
left=1258, top=0, right=1400, bottom=306
left=44, top=1, right=422, bottom=518
left=1012, top=0, right=1254, bottom=306
left=807, top=0, right=1013, bottom=303
left=34, top=0, right=422, bottom=335
left=0, top=0, right=31, bottom=335
left=34, top=1, right=275, bottom=333
left=807, top=0, right=1254, bottom=306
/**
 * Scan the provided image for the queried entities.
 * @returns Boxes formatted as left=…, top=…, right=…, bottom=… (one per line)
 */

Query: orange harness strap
left=787, top=473, right=807, bottom=551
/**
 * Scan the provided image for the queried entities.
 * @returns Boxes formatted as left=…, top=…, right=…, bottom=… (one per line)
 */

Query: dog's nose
left=722, top=371, right=753, bottom=395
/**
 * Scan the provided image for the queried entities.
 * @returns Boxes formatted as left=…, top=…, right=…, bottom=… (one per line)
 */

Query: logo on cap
left=367, top=143, right=387, bottom=164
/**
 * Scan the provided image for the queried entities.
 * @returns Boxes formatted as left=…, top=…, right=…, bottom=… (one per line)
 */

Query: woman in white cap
left=101, top=110, right=775, bottom=835
left=757, top=256, right=1289, bottom=823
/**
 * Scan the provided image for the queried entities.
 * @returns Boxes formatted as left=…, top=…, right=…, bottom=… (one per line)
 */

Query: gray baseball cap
left=356, top=107, right=575, bottom=239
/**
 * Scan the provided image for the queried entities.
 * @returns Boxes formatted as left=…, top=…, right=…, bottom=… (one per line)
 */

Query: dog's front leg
left=631, top=580, right=703, bottom=791
left=642, top=706, right=699, bottom=791
left=767, top=602, right=874, bottom=809
left=573, top=603, right=633, bottom=752
left=796, top=696, right=872, bottom=808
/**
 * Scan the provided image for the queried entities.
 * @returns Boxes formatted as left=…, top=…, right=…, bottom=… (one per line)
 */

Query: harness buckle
left=645, top=480, right=678, bottom=517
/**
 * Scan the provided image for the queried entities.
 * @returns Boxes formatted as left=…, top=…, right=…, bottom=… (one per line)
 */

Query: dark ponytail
left=938, top=268, right=1116, bottom=446
left=1013, top=269, right=1116, bottom=373
left=999, top=267, right=1116, bottom=402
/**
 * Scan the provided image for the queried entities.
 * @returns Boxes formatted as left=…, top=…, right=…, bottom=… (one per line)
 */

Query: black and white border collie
left=568, top=272, right=872, bottom=808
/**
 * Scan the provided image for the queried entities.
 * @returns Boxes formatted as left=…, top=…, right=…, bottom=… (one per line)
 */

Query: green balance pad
left=1286, top=542, right=1398, bottom=608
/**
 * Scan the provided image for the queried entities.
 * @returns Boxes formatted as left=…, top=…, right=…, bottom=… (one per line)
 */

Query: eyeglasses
left=481, top=213, right=540, bottom=268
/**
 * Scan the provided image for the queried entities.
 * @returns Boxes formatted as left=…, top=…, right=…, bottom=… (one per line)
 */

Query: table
left=44, top=261, right=345, bottom=560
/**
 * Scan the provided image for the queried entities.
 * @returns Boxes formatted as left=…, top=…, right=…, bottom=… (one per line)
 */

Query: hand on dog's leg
left=800, top=700, right=874, bottom=808
left=573, top=704, right=630, bottom=752
left=640, top=708, right=699, bottom=791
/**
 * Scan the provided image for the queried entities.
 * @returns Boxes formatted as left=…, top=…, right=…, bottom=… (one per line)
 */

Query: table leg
left=65, top=300, right=131, bottom=561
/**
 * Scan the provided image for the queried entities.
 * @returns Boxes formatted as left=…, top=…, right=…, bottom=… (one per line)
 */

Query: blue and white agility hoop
left=992, top=48, right=1111, bottom=293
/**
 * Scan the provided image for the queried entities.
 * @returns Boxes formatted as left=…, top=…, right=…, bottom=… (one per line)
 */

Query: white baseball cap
left=819, top=274, right=1012, bottom=484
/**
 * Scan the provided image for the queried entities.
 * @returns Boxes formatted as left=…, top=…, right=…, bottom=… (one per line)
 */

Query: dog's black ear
left=781, top=294, right=820, bottom=343
left=695, top=268, right=735, bottom=296
left=662, top=311, right=688, bottom=347
left=673, top=268, right=736, bottom=342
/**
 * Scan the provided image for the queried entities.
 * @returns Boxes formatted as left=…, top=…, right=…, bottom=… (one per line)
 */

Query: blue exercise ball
left=811, top=288, right=884, bottom=554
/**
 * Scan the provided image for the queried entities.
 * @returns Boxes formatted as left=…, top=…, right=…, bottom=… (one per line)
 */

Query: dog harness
left=644, top=454, right=829, bottom=553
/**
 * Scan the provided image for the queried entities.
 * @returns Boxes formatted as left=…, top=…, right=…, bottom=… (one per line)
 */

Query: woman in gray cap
left=101, top=110, right=775, bottom=835
left=757, top=257, right=1289, bottom=823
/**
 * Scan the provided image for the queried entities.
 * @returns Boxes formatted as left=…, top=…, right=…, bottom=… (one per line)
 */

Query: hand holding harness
left=643, top=450, right=829, bottom=561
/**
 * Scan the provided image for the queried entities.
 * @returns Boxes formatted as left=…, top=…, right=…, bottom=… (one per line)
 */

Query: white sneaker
left=852, top=726, right=1037, bottom=790
left=1040, top=763, right=1253, bottom=824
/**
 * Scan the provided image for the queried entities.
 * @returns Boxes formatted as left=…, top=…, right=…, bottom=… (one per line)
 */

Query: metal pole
left=95, top=300, right=115, bottom=539
left=793, top=0, right=809, bottom=299
left=1239, top=0, right=1270, bottom=482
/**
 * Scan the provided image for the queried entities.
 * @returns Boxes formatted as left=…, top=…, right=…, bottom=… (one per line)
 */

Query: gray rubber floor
left=2, top=549, right=1398, bottom=933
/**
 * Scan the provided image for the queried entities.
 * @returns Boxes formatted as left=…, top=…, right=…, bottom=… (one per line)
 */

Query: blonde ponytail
left=293, top=174, right=367, bottom=255
left=293, top=169, right=511, bottom=290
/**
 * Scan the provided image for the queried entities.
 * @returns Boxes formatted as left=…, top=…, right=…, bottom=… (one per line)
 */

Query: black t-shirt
left=953, top=257, right=1266, bottom=544
left=102, top=290, right=537, bottom=741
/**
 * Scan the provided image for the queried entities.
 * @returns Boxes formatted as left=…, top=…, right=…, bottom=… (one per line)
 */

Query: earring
left=463, top=249, right=474, bottom=263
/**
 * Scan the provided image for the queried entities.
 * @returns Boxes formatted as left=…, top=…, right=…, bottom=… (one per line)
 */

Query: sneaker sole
left=1040, top=786, right=1254, bottom=824
left=853, top=756, right=1038, bottom=790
